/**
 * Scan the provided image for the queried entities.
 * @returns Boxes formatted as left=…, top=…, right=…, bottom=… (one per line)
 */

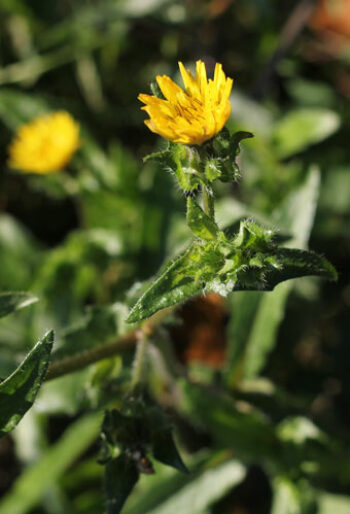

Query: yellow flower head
left=138, top=60, right=233, bottom=146
left=8, top=111, right=80, bottom=174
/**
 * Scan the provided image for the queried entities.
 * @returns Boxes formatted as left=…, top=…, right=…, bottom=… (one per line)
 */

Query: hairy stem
left=45, top=307, right=172, bottom=382
left=45, top=332, right=137, bottom=381
left=130, top=332, right=149, bottom=390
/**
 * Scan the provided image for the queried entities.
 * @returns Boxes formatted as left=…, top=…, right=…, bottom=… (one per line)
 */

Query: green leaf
left=0, top=292, right=38, bottom=319
left=152, top=428, right=188, bottom=474
left=0, top=214, right=41, bottom=291
left=318, top=493, right=350, bottom=514
left=212, top=129, right=253, bottom=159
left=126, top=246, right=206, bottom=323
left=123, top=461, right=192, bottom=514
left=273, top=167, right=321, bottom=247
left=254, top=248, right=337, bottom=289
left=226, top=168, right=324, bottom=382
left=186, top=197, right=219, bottom=240
left=230, top=130, right=254, bottom=154
left=127, top=219, right=336, bottom=323
left=104, top=455, right=139, bottom=514
left=210, top=129, right=253, bottom=182
left=273, top=108, right=340, bottom=158
left=0, top=412, right=101, bottom=514
left=171, top=145, right=203, bottom=193
left=0, top=330, right=53, bottom=438
left=146, top=459, right=246, bottom=514
left=179, top=380, right=276, bottom=457
left=271, top=477, right=317, bottom=514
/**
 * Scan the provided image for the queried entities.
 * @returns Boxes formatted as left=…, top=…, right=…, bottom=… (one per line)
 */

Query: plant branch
left=45, top=332, right=137, bottom=381
left=45, top=307, right=172, bottom=381
left=130, top=332, right=149, bottom=390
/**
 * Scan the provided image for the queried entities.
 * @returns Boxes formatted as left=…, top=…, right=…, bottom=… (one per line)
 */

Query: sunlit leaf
left=127, top=219, right=336, bottom=323
left=147, top=459, right=246, bottom=514
left=0, top=412, right=101, bottom=514
left=0, top=330, right=53, bottom=438
left=318, top=492, right=350, bottom=514
left=273, top=108, right=340, bottom=158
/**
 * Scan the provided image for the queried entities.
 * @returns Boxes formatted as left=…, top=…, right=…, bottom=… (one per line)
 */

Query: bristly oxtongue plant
left=128, top=60, right=336, bottom=324
left=101, top=60, right=337, bottom=514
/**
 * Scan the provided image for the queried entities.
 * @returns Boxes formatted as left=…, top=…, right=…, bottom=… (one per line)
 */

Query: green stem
left=45, top=307, right=172, bottom=382
left=130, top=332, right=149, bottom=390
left=45, top=332, right=137, bottom=381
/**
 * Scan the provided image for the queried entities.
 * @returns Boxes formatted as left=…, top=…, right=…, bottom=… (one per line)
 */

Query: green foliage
left=52, top=302, right=128, bottom=361
left=272, top=108, right=340, bottom=159
left=0, top=412, right=101, bottom=514
left=186, top=197, right=219, bottom=240
left=0, top=215, right=41, bottom=291
left=0, top=2, right=348, bottom=513
left=0, top=330, right=53, bottom=438
left=210, top=129, right=253, bottom=182
left=127, top=219, right=335, bottom=323
left=104, top=455, right=139, bottom=514
left=0, top=292, right=38, bottom=319
left=318, top=493, right=350, bottom=514
left=271, top=477, right=317, bottom=514
left=143, top=460, right=246, bottom=514
left=100, top=398, right=187, bottom=513
left=226, top=167, right=322, bottom=381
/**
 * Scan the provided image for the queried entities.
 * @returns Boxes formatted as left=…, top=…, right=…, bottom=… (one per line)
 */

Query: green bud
left=150, top=81, right=163, bottom=98
left=205, top=157, right=222, bottom=182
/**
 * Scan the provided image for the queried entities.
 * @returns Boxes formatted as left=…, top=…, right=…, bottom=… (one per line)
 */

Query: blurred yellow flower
left=138, top=60, right=233, bottom=146
left=8, top=111, right=80, bottom=174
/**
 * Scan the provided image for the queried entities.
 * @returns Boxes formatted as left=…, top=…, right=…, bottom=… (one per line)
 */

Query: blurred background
left=0, top=0, right=350, bottom=513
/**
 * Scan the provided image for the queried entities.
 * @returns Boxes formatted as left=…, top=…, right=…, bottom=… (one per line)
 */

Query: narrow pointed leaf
left=152, top=428, right=188, bottom=474
left=0, top=330, right=54, bottom=438
left=126, top=246, right=205, bottom=323
left=105, top=455, right=139, bottom=514
left=0, top=412, right=100, bottom=514
left=186, top=197, right=219, bottom=240
left=247, top=248, right=337, bottom=291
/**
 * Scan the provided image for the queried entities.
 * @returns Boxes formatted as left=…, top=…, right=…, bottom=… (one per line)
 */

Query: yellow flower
left=8, top=111, right=80, bottom=174
left=138, top=60, right=233, bottom=146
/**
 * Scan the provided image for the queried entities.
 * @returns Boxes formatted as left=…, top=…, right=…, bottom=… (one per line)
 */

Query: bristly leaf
left=104, top=455, right=139, bottom=514
left=251, top=248, right=337, bottom=291
left=207, top=129, right=254, bottom=183
left=126, top=247, right=205, bottom=323
left=0, top=330, right=54, bottom=438
left=127, top=220, right=336, bottom=323
left=186, top=197, right=219, bottom=240
left=0, top=291, right=38, bottom=319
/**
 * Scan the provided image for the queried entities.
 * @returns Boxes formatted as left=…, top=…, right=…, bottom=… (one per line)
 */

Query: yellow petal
left=138, top=61, right=234, bottom=145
